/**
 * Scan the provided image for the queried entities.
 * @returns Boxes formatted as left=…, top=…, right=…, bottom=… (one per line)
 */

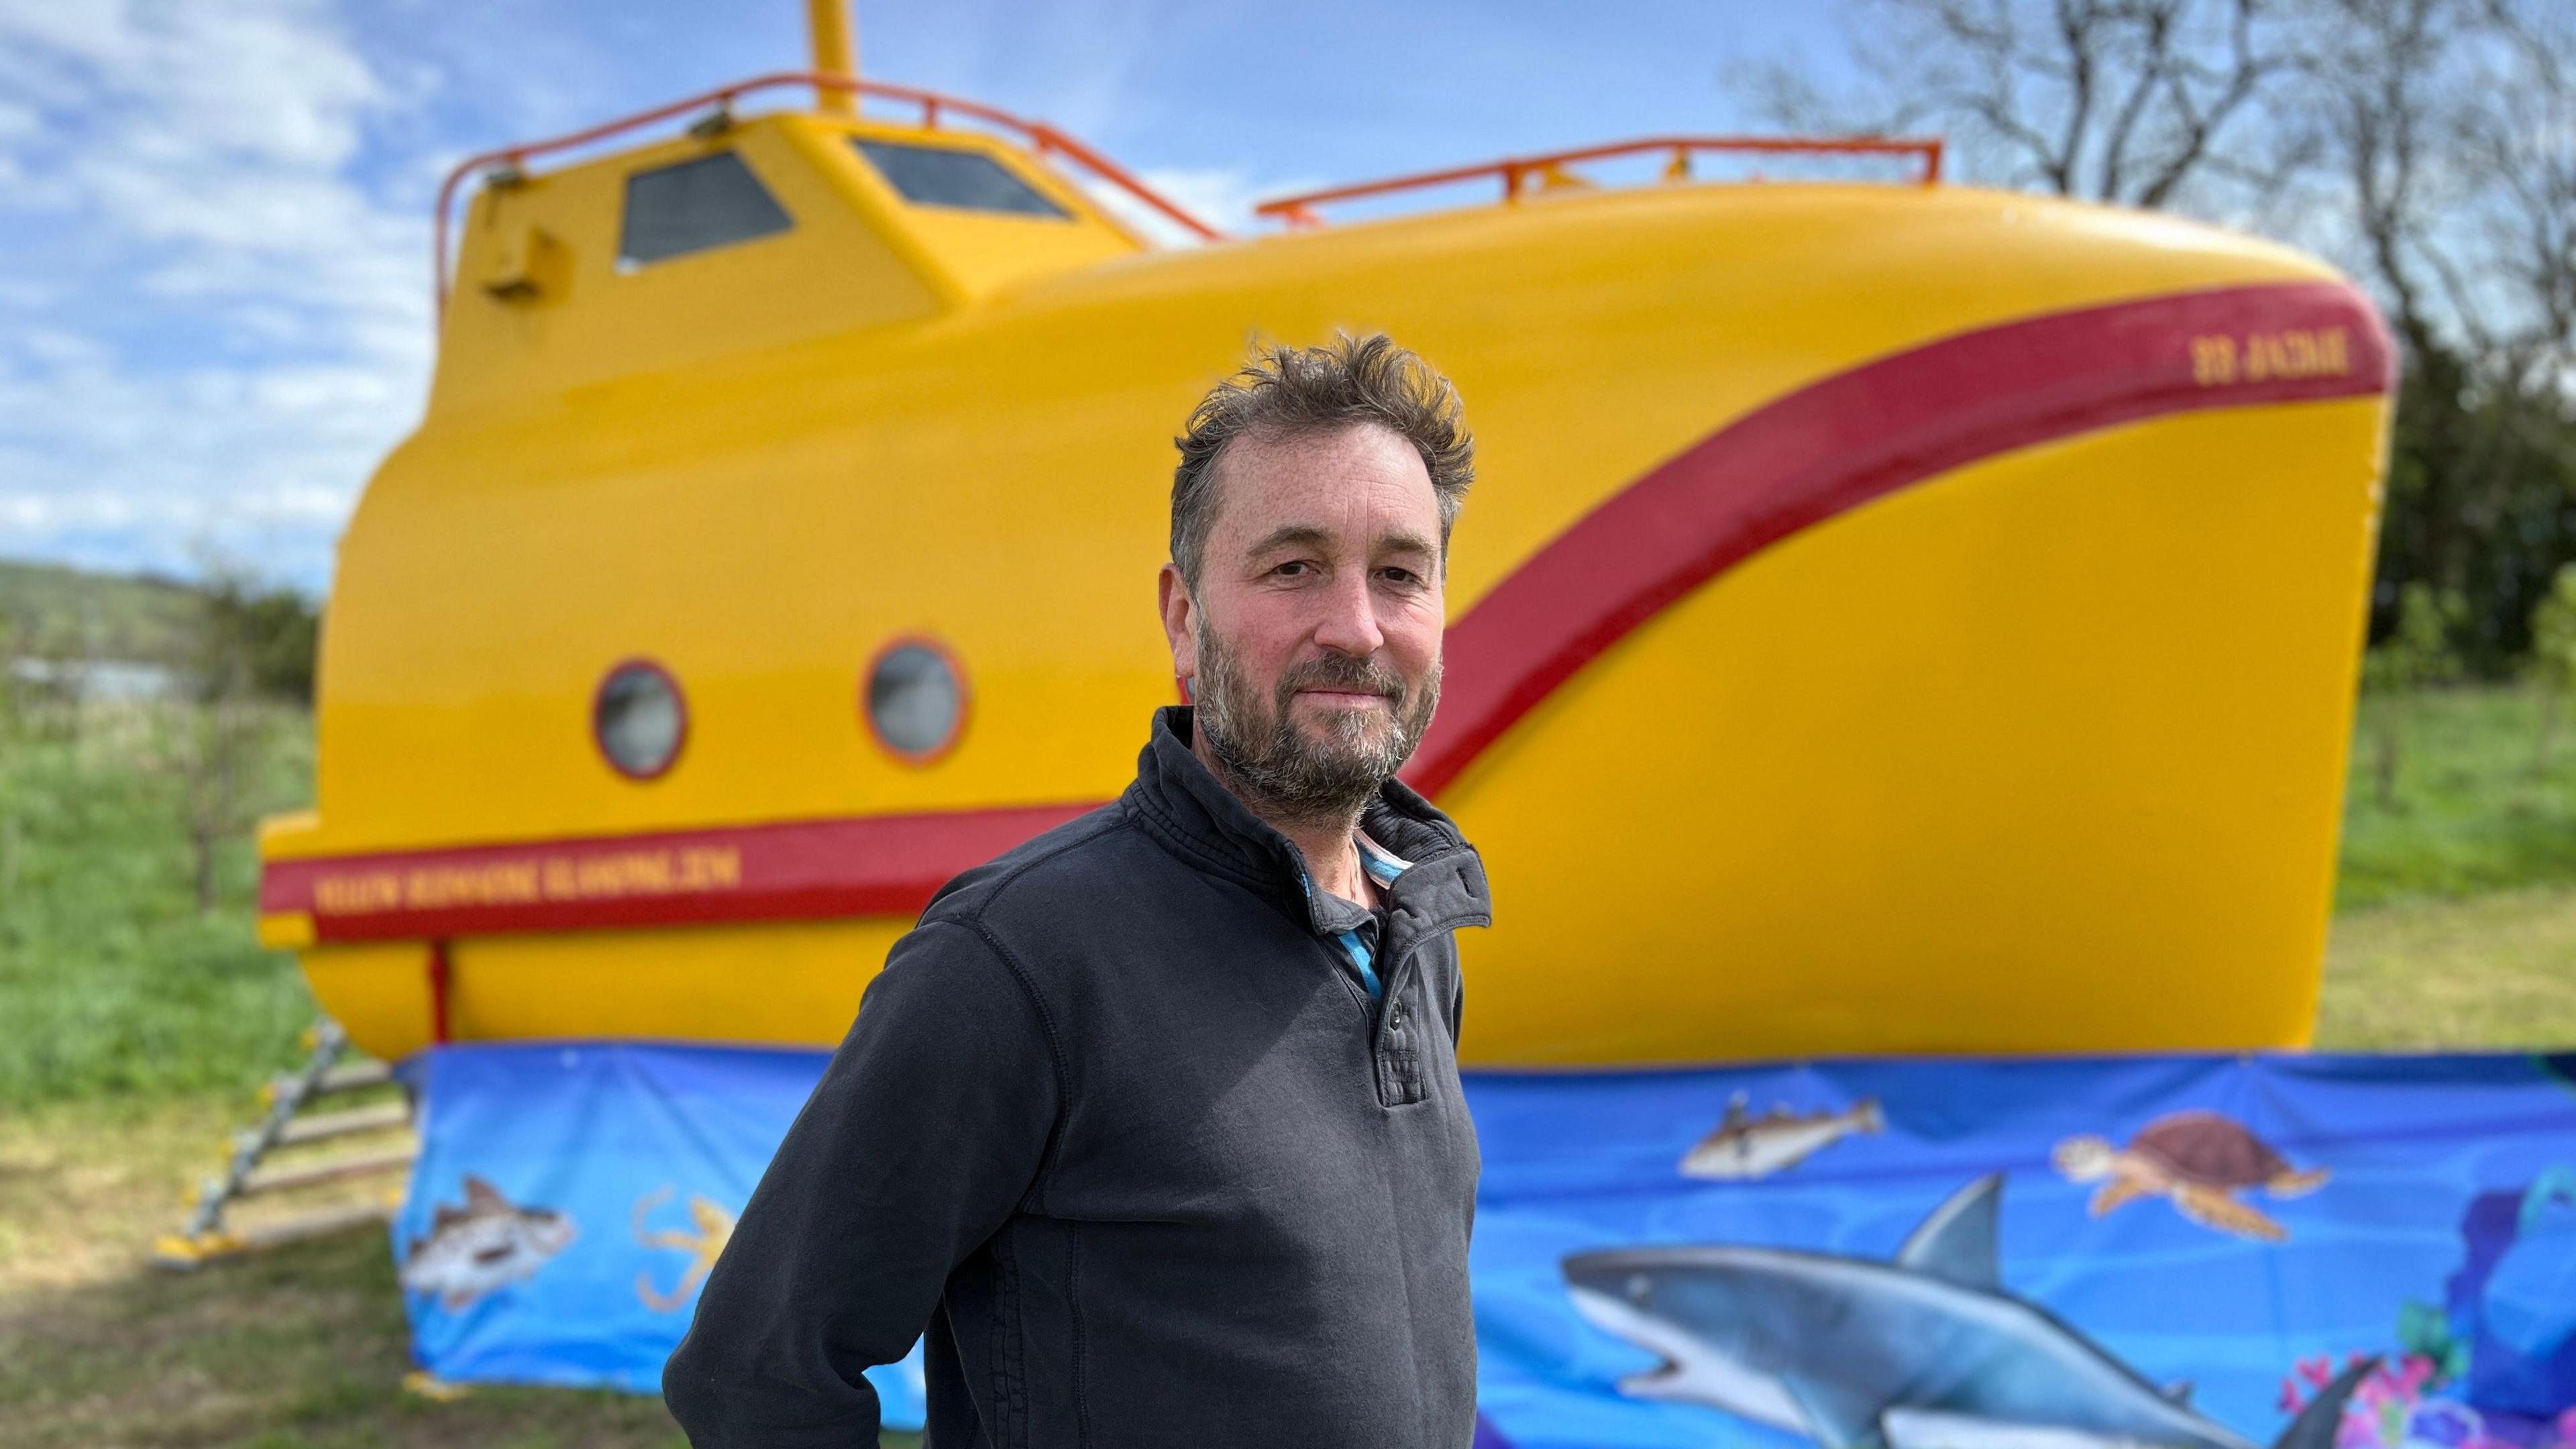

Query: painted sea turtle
left=2051, top=1110, right=2329, bottom=1242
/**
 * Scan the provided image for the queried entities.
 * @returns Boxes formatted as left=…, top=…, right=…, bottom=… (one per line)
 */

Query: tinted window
left=855, top=140, right=1070, bottom=219
left=619, top=152, right=792, bottom=266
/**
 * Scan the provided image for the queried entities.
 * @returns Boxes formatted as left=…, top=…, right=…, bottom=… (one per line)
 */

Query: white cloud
left=1140, top=166, right=1295, bottom=235
left=0, top=0, right=433, bottom=592
left=1075, top=165, right=1318, bottom=248
left=16, top=328, right=111, bottom=370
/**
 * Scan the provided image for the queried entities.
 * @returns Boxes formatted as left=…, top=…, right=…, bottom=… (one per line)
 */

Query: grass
left=0, top=1096, right=692, bottom=1448
left=0, top=704, right=729, bottom=1446
left=0, top=1096, right=927, bottom=1448
left=2337, top=682, right=2576, bottom=908
left=2317, top=682, right=2576, bottom=1043
left=3, top=680, right=2576, bottom=1443
left=2319, top=885, right=2576, bottom=1050
left=0, top=704, right=315, bottom=1106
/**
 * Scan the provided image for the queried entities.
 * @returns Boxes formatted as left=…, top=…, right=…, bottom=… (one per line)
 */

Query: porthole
left=864, top=637, right=968, bottom=765
left=594, top=659, right=686, bottom=780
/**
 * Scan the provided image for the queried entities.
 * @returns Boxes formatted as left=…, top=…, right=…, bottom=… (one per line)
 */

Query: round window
left=865, top=638, right=967, bottom=763
left=593, top=659, right=686, bottom=780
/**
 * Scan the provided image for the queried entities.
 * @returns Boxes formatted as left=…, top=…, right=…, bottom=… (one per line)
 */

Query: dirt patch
left=0, top=1094, right=928, bottom=1447
left=0, top=1097, right=682, bottom=1446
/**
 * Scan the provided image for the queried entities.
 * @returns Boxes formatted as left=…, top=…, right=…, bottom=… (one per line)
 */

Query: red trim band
left=270, top=280, right=2388, bottom=943
left=262, top=804, right=1095, bottom=943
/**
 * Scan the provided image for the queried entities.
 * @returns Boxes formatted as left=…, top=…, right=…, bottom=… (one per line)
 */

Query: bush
left=2359, top=583, right=2469, bottom=808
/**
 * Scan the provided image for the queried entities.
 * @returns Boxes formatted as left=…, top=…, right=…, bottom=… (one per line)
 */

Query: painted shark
left=1681, top=1094, right=1884, bottom=1180
left=399, top=1174, right=578, bottom=1310
left=1564, top=1175, right=2375, bottom=1449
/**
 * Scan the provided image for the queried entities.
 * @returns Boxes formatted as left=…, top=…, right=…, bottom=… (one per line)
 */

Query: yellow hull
left=261, top=109, right=2390, bottom=1065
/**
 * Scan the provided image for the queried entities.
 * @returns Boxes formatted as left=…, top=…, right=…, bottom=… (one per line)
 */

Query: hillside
left=0, top=557, right=208, bottom=666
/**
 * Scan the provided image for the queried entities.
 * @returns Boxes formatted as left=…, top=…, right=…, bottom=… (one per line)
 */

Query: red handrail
left=431, top=70, right=1224, bottom=319
left=1253, top=135, right=1944, bottom=227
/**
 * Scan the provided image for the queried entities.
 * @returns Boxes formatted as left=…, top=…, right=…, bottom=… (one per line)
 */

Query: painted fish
left=1564, top=1175, right=2378, bottom=1449
left=1680, top=1094, right=1884, bottom=1179
left=633, top=1183, right=735, bottom=1311
left=399, top=1175, right=577, bottom=1310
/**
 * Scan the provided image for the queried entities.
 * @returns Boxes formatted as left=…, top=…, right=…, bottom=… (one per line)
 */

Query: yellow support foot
left=403, top=1371, right=472, bottom=1402
left=152, top=1230, right=248, bottom=1270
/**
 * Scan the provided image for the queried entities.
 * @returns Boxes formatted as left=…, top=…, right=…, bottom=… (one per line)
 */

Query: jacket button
left=1389, top=1004, right=1406, bottom=1030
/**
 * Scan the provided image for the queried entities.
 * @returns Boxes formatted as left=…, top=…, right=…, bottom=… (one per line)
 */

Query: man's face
left=1159, top=423, right=1447, bottom=821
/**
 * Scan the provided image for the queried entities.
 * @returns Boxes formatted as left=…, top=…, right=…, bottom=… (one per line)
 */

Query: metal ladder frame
left=154, top=1019, right=418, bottom=1268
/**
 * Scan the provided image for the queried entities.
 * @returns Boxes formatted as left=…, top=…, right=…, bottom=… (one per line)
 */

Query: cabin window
left=854, top=140, right=1070, bottom=219
left=865, top=638, right=969, bottom=763
left=594, top=660, right=688, bottom=779
left=619, top=152, right=793, bottom=266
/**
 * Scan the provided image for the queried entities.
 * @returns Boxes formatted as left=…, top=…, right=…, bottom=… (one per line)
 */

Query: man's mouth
left=1294, top=688, right=1393, bottom=708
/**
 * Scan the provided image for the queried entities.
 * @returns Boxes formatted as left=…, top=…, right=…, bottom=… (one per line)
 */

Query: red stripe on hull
left=1399, top=280, right=2391, bottom=796
left=270, top=281, right=2389, bottom=942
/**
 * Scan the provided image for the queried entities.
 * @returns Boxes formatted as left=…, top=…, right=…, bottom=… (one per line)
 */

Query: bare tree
left=1755, top=0, right=2576, bottom=656
left=2288, top=0, right=2576, bottom=607
left=164, top=561, right=297, bottom=914
left=1747, top=0, right=2307, bottom=212
left=172, top=588, right=254, bottom=914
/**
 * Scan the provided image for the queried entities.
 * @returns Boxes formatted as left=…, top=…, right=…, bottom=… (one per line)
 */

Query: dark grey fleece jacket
left=662, top=706, right=1494, bottom=1448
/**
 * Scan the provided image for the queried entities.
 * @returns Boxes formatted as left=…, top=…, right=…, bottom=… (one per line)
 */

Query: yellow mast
left=808, top=0, right=857, bottom=115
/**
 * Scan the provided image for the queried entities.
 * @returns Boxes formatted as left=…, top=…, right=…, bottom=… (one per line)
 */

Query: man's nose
left=1311, top=570, right=1385, bottom=656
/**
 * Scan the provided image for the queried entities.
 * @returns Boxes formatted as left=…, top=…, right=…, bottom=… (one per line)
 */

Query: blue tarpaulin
left=393, top=1044, right=2576, bottom=1446
left=392, top=1044, right=926, bottom=1421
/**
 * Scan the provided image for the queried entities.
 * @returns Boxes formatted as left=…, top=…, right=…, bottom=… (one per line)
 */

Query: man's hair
left=1169, top=333, right=1474, bottom=589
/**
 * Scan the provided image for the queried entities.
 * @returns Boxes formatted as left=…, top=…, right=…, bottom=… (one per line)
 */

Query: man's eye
left=1273, top=561, right=1313, bottom=578
left=1380, top=568, right=1421, bottom=585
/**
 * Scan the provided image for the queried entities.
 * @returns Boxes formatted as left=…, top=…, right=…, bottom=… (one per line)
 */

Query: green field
left=2339, top=684, right=2576, bottom=908
left=4, top=682, right=2576, bottom=1444
left=0, top=708, right=316, bottom=1108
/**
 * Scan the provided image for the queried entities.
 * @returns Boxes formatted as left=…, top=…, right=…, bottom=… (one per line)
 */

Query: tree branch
left=2098, top=1, right=2186, bottom=201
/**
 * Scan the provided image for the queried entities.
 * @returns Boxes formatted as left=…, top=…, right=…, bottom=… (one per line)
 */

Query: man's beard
left=1193, top=621, right=1441, bottom=828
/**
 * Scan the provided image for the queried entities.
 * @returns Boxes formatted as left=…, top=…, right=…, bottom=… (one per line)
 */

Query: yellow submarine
left=258, top=2, right=2393, bottom=1068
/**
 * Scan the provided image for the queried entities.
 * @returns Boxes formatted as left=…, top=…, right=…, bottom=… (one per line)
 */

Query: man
left=663, top=333, right=1493, bottom=1446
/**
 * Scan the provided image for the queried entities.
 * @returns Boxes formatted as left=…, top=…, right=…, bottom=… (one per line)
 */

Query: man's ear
left=1158, top=563, right=1198, bottom=695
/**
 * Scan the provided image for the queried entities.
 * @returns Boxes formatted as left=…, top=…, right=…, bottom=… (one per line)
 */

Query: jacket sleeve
left=663, top=917, right=1061, bottom=1446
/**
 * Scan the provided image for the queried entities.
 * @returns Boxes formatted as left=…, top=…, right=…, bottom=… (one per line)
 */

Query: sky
left=0, top=0, right=1864, bottom=594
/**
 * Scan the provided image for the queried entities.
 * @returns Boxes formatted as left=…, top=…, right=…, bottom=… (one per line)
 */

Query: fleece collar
left=1122, top=706, right=1493, bottom=944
